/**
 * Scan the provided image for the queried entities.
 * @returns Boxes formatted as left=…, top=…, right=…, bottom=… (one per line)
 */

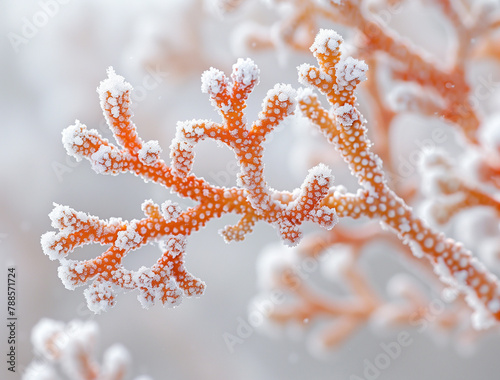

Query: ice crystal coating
left=311, top=29, right=343, bottom=56
left=24, top=318, right=150, bottom=380
left=295, top=27, right=500, bottom=329
left=335, top=57, right=368, bottom=88
left=44, top=61, right=339, bottom=312
left=43, top=26, right=500, bottom=336
left=138, top=140, right=162, bottom=165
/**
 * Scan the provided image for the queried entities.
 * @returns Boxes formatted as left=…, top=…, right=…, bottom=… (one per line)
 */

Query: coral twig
left=42, top=26, right=500, bottom=332
left=24, top=318, right=150, bottom=380
left=297, top=29, right=500, bottom=328
left=42, top=62, right=337, bottom=312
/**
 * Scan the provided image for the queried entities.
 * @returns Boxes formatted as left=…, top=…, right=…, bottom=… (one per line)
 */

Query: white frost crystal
left=138, top=140, right=162, bottom=165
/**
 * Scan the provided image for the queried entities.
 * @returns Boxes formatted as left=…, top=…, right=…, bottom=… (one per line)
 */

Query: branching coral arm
left=420, top=150, right=500, bottom=225
left=24, top=318, right=149, bottom=380
left=170, top=58, right=338, bottom=245
left=43, top=57, right=340, bottom=312
left=297, top=29, right=500, bottom=328
left=280, top=0, right=480, bottom=143
left=42, top=200, right=206, bottom=313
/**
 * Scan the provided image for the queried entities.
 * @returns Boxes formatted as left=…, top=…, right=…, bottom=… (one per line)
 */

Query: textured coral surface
left=4, top=1, right=500, bottom=379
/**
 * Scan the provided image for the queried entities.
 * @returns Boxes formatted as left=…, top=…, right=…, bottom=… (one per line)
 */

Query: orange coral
left=297, top=29, right=500, bottom=328
left=218, top=0, right=500, bottom=350
left=256, top=228, right=464, bottom=350
left=42, top=25, right=500, bottom=333
left=42, top=61, right=337, bottom=313
left=239, top=0, right=500, bottom=147
left=24, top=318, right=149, bottom=380
left=420, top=150, right=500, bottom=225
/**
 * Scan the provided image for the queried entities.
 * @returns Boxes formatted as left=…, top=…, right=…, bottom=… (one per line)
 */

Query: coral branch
left=420, top=150, right=500, bottom=224
left=297, top=29, right=500, bottom=327
left=43, top=21, right=500, bottom=342
left=44, top=57, right=339, bottom=311
left=42, top=199, right=206, bottom=313
left=170, top=58, right=337, bottom=245
left=24, top=318, right=151, bottom=380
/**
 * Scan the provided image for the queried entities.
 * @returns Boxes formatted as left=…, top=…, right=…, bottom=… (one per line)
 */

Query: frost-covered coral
left=24, top=318, right=152, bottom=380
